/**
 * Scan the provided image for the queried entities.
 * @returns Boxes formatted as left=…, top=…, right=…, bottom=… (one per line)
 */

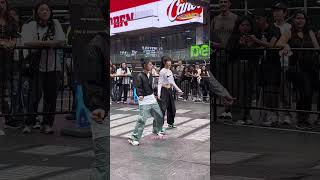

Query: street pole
left=304, top=0, right=308, bottom=15
left=244, top=0, right=248, bottom=16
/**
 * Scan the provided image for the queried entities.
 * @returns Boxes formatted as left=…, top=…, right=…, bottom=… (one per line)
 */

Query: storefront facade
left=110, top=0, right=210, bottom=63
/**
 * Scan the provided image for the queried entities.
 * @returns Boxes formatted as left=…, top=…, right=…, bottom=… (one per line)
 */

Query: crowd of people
left=0, top=0, right=66, bottom=135
left=127, top=56, right=234, bottom=146
left=110, top=60, right=212, bottom=104
left=212, top=0, right=320, bottom=130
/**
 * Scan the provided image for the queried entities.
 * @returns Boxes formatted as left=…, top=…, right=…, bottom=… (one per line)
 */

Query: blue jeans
left=7, top=73, right=29, bottom=116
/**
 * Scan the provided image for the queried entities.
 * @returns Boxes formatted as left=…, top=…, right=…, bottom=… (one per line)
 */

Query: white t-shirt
left=139, top=94, right=157, bottom=106
left=157, top=68, right=182, bottom=97
left=21, top=19, right=66, bottom=72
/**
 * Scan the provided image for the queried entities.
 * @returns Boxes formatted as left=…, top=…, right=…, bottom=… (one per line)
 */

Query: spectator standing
left=272, top=1, right=293, bottom=125
left=200, top=65, right=210, bottom=103
left=226, top=16, right=258, bottom=125
left=191, top=64, right=201, bottom=102
left=116, top=62, right=131, bottom=104
left=212, top=0, right=238, bottom=120
left=21, top=1, right=66, bottom=134
left=277, top=10, right=320, bottom=130
left=180, top=66, right=192, bottom=101
left=5, top=7, right=25, bottom=129
left=0, top=0, right=17, bottom=135
left=110, top=62, right=117, bottom=103
left=252, top=9, right=282, bottom=126
left=175, top=60, right=184, bottom=88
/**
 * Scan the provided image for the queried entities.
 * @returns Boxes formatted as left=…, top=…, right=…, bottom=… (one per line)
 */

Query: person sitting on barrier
left=0, top=0, right=18, bottom=134
left=226, top=15, right=258, bottom=125
left=277, top=10, right=320, bottom=130
left=21, top=0, right=66, bottom=134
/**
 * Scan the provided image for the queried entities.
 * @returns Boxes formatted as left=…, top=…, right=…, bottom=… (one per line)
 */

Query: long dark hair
left=227, top=15, right=256, bottom=50
left=0, top=0, right=12, bottom=24
left=291, top=10, right=310, bottom=35
left=160, top=56, right=172, bottom=69
left=232, top=15, right=255, bottom=36
left=33, top=1, right=55, bottom=37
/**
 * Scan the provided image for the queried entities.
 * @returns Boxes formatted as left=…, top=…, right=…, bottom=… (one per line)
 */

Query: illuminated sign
left=142, top=46, right=163, bottom=57
left=190, top=44, right=209, bottom=58
left=110, top=13, right=134, bottom=28
left=110, top=0, right=204, bottom=34
left=167, top=0, right=203, bottom=22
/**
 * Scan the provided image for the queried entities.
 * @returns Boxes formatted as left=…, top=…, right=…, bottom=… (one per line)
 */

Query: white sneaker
left=33, top=122, right=41, bottom=129
left=156, top=132, right=166, bottom=139
left=220, top=112, right=232, bottom=119
left=235, top=120, right=245, bottom=125
left=23, top=126, right=32, bottom=134
left=128, top=138, right=139, bottom=146
left=261, top=120, right=272, bottom=127
left=283, top=115, right=292, bottom=125
left=0, top=129, right=5, bottom=136
left=43, top=126, right=54, bottom=134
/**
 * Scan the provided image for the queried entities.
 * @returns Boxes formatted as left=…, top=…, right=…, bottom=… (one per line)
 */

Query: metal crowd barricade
left=110, top=62, right=212, bottom=103
left=0, top=45, right=74, bottom=119
left=212, top=47, right=320, bottom=125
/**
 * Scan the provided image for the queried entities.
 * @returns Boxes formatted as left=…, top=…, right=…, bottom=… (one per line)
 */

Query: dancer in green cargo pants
left=128, top=58, right=165, bottom=146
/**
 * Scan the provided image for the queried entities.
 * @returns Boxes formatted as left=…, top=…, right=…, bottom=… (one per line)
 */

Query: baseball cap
left=272, top=2, right=288, bottom=10
left=254, top=8, right=267, bottom=17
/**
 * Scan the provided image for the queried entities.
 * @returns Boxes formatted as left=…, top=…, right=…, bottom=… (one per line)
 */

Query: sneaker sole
left=128, top=139, right=139, bottom=146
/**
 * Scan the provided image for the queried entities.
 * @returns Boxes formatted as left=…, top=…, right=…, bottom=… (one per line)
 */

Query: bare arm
left=276, top=32, right=290, bottom=48
left=310, top=30, right=320, bottom=49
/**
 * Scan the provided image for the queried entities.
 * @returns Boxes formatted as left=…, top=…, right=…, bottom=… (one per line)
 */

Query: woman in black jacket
left=226, top=15, right=258, bottom=125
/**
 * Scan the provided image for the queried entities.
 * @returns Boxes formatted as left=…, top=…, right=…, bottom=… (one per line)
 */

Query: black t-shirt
left=256, top=24, right=281, bottom=42
left=256, top=24, right=281, bottom=65
left=0, top=23, right=18, bottom=40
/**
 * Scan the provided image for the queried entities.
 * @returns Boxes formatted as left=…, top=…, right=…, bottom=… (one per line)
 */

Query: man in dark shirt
left=128, top=58, right=164, bottom=146
left=247, top=9, right=282, bottom=126
left=80, top=1, right=109, bottom=179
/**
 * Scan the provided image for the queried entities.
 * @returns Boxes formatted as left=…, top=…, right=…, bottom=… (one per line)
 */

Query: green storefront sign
left=190, top=44, right=210, bottom=58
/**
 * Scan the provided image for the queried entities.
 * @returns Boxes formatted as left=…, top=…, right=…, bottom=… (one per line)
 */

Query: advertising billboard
left=110, top=0, right=204, bottom=35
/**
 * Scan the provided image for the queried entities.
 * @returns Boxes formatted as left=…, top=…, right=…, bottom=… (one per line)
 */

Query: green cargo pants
left=131, top=103, right=163, bottom=141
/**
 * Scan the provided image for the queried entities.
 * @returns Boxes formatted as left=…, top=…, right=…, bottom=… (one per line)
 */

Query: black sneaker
left=296, top=122, right=313, bottom=130
left=5, top=121, right=22, bottom=129
left=167, top=124, right=177, bottom=129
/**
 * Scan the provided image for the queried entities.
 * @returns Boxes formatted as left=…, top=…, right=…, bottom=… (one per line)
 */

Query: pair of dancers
left=129, top=57, right=234, bottom=146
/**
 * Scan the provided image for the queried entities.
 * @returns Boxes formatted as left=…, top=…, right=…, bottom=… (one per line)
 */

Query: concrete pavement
left=0, top=101, right=210, bottom=180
